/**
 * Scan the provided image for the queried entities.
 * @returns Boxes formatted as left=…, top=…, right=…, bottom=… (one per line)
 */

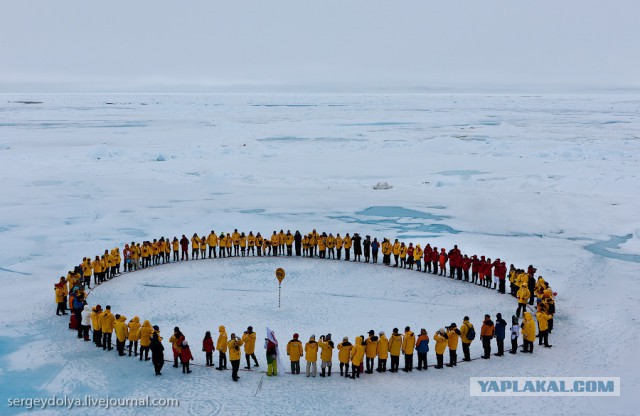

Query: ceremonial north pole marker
left=276, top=268, right=285, bottom=308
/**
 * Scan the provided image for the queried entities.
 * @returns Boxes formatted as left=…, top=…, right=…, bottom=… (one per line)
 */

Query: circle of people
left=53, top=228, right=557, bottom=381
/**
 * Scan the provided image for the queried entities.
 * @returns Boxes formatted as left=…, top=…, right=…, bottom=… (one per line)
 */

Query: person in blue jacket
left=371, top=238, right=380, bottom=263
left=494, top=313, right=507, bottom=356
left=72, top=291, right=87, bottom=339
left=415, top=328, right=429, bottom=370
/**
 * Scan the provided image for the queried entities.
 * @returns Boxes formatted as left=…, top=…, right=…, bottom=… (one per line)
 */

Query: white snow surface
left=0, top=93, right=639, bottom=415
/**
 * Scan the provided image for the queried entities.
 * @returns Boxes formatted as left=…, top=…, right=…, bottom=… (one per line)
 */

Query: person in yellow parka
left=286, top=333, right=303, bottom=374
left=364, top=330, right=379, bottom=374
left=278, top=230, right=286, bottom=255
left=207, top=230, right=218, bottom=258
left=242, top=326, right=259, bottom=369
left=100, top=306, right=116, bottom=351
left=317, top=235, right=327, bottom=259
left=138, top=319, right=153, bottom=361
left=256, top=233, right=264, bottom=257
left=191, top=233, right=200, bottom=259
left=337, top=336, right=353, bottom=377
left=81, top=259, right=92, bottom=288
left=91, top=305, right=102, bottom=347
left=414, top=244, right=423, bottom=271
left=218, top=233, right=227, bottom=258
left=318, top=334, right=334, bottom=377
left=388, top=327, right=403, bottom=372
left=216, top=325, right=228, bottom=370
left=534, top=276, right=548, bottom=298
left=127, top=316, right=141, bottom=357
left=402, top=326, right=416, bottom=372
left=521, top=312, right=536, bottom=353
left=536, top=308, right=553, bottom=348
left=446, top=323, right=461, bottom=367
left=311, top=229, right=319, bottom=256
left=228, top=333, right=244, bottom=381
left=169, top=327, right=185, bottom=368
left=151, top=240, right=159, bottom=265
left=114, top=315, right=128, bottom=356
left=433, top=328, right=448, bottom=369
left=270, top=232, right=279, bottom=257
left=105, top=249, right=116, bottom=276
left=381, top=238, right=392, bottom=266
left=112, top=247, right=121, bottom=274
left=54, top=281, right=66, bottom=316
left=343, top=233, right=352, bottom=261
left=200, top=235, right=207, bottom=259
left=305, top=335, right=319, bottom=377
left=132, top=243, right=141, bottom=269
left=302, top=234, right=310, bottom=256
left=516, top=283, right=531, bottom=318
left=231, top=229, right=241, bottom=256
left=376, top=331, right=389, bottom=372
left=92, top=256, right=103, bottom=285
left=392, top=239, right=401, bottom=267
left=349, top=336, right=365, bottom=379
left=239, top=232, right=247, bottom=257
left=460, top=316, right=474, bottom=362
left=247, top=232, right=256, bottom=256
left=225, top=233, right=233, bottom=256
left=399, top=243, right=408, bottom=268
left=335, top=233, right=343, bottom=259
left=164, top=237, right=171, bottom=263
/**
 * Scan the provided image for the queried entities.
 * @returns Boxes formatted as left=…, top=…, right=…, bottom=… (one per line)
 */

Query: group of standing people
left=53, top=226, right=557, bottom=381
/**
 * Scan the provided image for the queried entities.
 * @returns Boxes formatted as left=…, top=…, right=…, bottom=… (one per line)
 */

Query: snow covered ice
left=0, top=93, right=639, bottom=415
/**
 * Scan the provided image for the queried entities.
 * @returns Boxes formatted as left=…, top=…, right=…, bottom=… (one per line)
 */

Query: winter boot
left=320, top=368, right=326, bottom=377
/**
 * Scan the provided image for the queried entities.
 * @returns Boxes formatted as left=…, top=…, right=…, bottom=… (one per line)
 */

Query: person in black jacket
left=294, top=231, right=302, bottom=256
left=363, top=236, right=371, bottom=263
left=352, top=233, right=362, bottom=261
left=179, top=235, right=189, bottom=261
left=494, top=313, right=507, bottom=356
left=150, top=329, right=164, bottom=376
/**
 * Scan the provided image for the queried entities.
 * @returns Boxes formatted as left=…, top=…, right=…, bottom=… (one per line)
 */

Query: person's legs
left=231, top=359, right=240, bottom=380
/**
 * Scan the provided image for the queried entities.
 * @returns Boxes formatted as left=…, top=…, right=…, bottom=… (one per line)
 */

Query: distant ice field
left=0, top=93, right=639, bottom=415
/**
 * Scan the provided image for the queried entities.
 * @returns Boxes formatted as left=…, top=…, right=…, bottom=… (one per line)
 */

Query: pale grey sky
left=1, top=0, right=638, bottom=92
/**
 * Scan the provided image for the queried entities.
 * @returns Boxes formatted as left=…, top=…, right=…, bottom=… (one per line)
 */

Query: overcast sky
left=1, top=0, right=638, bottom=92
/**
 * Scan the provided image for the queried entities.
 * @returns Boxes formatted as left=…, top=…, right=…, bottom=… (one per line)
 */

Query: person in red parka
left=180, top=235, right=189, bottom=261
left=462, top=255, right=471, bottom=282
left=180, top=341, right=194, bottom=374
left=406, top=244, right=415, bottom=270
left=493, top=260, right=507, bottom=293
left=484, top=258, right=494, bottom=288
left=203, top=331, right=215, bottom=367
left=439, top=248, right=448, bottom=277
left=431, top=247, right=439, bottom=275
left=450, top=251, right=462, bottom=280
left=423, top=244, right=432, bottom=273
left=478, top=256, right=486, bottom=285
